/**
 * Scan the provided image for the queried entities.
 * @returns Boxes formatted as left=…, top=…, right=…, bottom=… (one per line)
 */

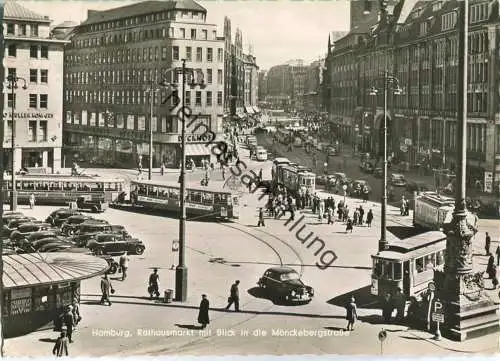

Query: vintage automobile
left=327, top=146, right=338, bottom=156
left=76, top=195, right=108, bottom=213
left=2, top=217, right=38, bottom=237
left=31, top=237, right=73, bottom=251
left=10, top=222, right=54, bottom=241
left=72, top=223, right=129, bottom=248
left=348, top=180, right=372, bottom=197
left=359, top=161, right=374, bottom=174
left=406, top=181, right=431, bottom=193
left=46, top=208, right=82, bottom=227
left=257, top=266, right=314, bottom=304
left=87, top=233, right=146, bottom=255
left=61, top=215, right=101, bottom=235
left=38, top=242, right=74, bottom=253
left=26, top=230, right=64, bottom=243
left=373, top=168, right=383, bottom=178
left=331, top=172, right=350, bottom=187
left=390, top=173, right=408, bottom=187
left=99, top=255, right=120, bottom=274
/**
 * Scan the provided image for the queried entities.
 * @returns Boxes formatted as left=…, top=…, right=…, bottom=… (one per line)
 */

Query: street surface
left=4, top=144, right=500, bottom=356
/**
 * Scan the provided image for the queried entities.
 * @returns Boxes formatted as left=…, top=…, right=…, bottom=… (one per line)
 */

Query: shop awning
left=3, top=252, right=109, bottom=290
left=185, top=143, right=210, bottom=156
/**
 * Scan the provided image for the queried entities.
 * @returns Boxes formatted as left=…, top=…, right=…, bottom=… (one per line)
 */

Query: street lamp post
left=369, top=72, right=402, bottom=253
left=6, top=76, right=27, bottom=211
left=145, top=83, right=159, bottom=180
left=175, top=59, right=205, bottom=302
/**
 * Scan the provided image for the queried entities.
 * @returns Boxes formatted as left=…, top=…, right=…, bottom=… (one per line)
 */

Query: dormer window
left=432, top=1, right=443, bottom=12
left=470, top=2, right=488, bottom=24
left=442, top=12, right=457, bottom=31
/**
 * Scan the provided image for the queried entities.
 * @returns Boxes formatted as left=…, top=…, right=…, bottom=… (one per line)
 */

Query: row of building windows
left=6, top=44, right=49, bottom=58
left=6, top=93, right=48, bottom=109
left=5, top=23, right=39, bottom=37
left=76, top=10, right=206, bottom=39
left=65, top=45, right=223, bottom=66
left=65, top=89, right=224, bottom=107
left=4, top=120, right=48, bottom=142
left=65, top=68, right=224, bottom=85
left=7, top=68, right=49, bottom=84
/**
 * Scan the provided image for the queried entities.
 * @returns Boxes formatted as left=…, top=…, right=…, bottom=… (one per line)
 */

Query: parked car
left=373, top=168, right=383, bottom=178
left=71, top=221, right=114, bottom=247
left=10, top=222, right=54, bottom=241
left=316, top=174, right=329, bottom=186
left=76, top=196, right=108, bottom=213
left=390, top=173, right=408, bottom=187
left=327, top=146, right=338, bottom=156
left=61, top=215, right=96, bottom=235
left=348, top=180, right=372, bottom=197
left=31, top=237, right=72, bottom=251
left=257, top=267, right=314, bottom=304
left=406, top=181, right=431, bottom=193
left=2, top=217, right=37, bottom=237
left=38, top=242, right=74, bottom=252
left=87, top=233, right=146, bottom=255
left=27, top=230, right=64, bottom=243
left=331, top=172, right=350, bottom=186
left=46, top=208, right=82, bottom=227
left=99, top=255, right=120, bottom=274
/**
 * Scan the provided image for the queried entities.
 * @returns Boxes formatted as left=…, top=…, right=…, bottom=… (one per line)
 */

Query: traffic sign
left=378, top=330, right=387, bottom=342
left=172, top=239, right=179, bottom=252
left=432, top=313, right=444, bottom=323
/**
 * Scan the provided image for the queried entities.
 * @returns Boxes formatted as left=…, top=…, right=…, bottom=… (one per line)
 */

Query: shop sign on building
left=484, top=171, right=493, bottom=193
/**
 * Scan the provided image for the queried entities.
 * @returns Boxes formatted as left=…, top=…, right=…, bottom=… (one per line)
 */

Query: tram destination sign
left=3, top=112, right=54, bottom=119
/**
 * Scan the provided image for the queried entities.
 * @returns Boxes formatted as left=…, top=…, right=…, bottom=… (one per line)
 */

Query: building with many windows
left=325, top=0, right=500, bottom=194
left=242, top=53, right=259, bottom=116
left=63, top=0, right=224, bottom=168
left=1, top=1, right=68, bottom=172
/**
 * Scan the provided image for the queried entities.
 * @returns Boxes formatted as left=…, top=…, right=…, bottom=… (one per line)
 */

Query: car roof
left=81, top=220, right=108, bottom=225
left=354, top=180, right=368, bottom=183
left=392, top=173, right=405, bottom=177
left=265, top=266, right=298, bottom=274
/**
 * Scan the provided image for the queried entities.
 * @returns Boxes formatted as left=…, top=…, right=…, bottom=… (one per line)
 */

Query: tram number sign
left=378, top=330, right=387, bottom=342
left=172, top=239, right=179, bottom=252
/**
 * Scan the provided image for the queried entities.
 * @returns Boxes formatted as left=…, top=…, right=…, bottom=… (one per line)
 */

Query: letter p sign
left=434, top=300, right=443, bottom=314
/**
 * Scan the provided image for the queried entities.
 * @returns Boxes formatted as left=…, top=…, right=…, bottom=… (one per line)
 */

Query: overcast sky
left=19, top=0, right=350, bottom=69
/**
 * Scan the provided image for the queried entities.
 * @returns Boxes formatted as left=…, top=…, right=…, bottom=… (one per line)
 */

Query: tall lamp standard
left=368, top=73, right=402, bottom=252
left=6, top=76, right=27, bottom=211
left=176, top=59, right=206, bottom=302
left=145, top=82, right=159, bottom=180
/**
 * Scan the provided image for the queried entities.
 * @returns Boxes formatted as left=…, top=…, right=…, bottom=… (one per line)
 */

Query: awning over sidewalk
left=185, top=143, right=210, bottom=156
left=3, top=252, right=109, bottom=289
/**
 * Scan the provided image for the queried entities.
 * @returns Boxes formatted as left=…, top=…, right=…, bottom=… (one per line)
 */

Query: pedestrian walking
left=71, top=298, right=81, bottom=326
left=225, top=280, right=240, bottom=311
left=393, top=288, right=406, bottom=322
left=345, top=218, right=353, bottom=233
left=119, top=252, right=129, bottom=281
left=345, top=296, right=358, bottom=331
left=381, top=292, right=393, bottom=323
left=257, top=207, right=265, bottom=227
left=496, top=244, right=500, bottom=266
left=485, top=232, right=491, bottom=255
left=100, top=273, right=113, bottom=306
left=197, top=294, right=210, bottom=329
left=353, top=209, right=359, bottom=226
left=327, top=207, right=334, bottom=225
left=366, top=209, right=373, bottom=227
left=52, top=331, right=69, bottom=357
left=63, top=306, right=75, bottom=343
left=148, top=268, right=160, bottom=299
left=29, top=193, right=35, bottom=209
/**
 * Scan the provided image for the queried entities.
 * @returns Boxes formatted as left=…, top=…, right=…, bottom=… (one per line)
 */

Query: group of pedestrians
left=53, top=297, right=81, bottom=356
left=484, top=233, right=499, bottom=289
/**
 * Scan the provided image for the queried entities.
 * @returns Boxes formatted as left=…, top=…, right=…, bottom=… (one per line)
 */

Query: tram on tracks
left=129, top=179, right=240, bottom=221
left=2, top=175, right=125, bottom=206
left=272, top=164, right=316, bottom=195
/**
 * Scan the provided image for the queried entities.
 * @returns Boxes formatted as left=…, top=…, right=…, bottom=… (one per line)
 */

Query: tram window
left=16, top=181, right=22, bottom=189
left=158, top=188, right=169, bottom=199
left=147, top=186, right=155, bottom=196
left=215, top=193, right=227, bottom=204
left=169, top=188, right=179, bottom=199
left=425, top=254, right=435, bottom=270
left=382, top=261, right=392, bottom=279
left=202, top=192, right=214, bottom=205
left=374, top=259, right=383, bottom=277
left=393, top=262, right=402, bottom=280
left=104, top=182, right=116, bottom=191
left=415, top=257, right=424, bottom=273
left=190, top=191, right=202, bottom=203
left=138, top=186, right=147, bottom=195
left=117, top=182, right=123, bottom=191
left=436, top=250, right=445, bottom=265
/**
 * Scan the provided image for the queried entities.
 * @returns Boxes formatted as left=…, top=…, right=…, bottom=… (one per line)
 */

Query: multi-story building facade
left=63, top=0, right=224, bottom=168
left=258, top=70, right=268, bottom=102
left=243, top=53, right=259, bottom=115
left=265, top=64, right=293, bottom=109
left=325, top=0, right=500, bottom=193
left=301, top=59, right=325, bottom=113
left=2, top=1, right=68, bottom=172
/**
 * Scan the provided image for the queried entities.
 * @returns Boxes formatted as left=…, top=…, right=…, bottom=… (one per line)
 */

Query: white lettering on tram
left=137, top=196, right=213, bottom=211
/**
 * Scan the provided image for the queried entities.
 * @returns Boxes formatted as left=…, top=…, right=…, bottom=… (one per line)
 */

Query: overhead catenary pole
left=10, top=79, right=17, bottom=211
left=379, top=68, right=389, bottom=252
left=176, top=59, right=188, bottom=302
left=148, top=81, right=154, bottom=180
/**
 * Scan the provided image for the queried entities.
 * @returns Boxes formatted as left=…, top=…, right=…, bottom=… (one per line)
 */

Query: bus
left=2, top=175, right=125, bottom=206
left=370, top=231, right=446, bottom=299
left=129, top=179, right=240, bottom=221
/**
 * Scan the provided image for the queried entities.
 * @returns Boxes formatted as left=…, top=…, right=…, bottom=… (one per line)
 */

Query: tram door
left=403, top=261, right=411, bottom=295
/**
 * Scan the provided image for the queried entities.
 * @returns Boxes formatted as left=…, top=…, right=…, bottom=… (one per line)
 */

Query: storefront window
left=33, top=286, right=50, bottom=312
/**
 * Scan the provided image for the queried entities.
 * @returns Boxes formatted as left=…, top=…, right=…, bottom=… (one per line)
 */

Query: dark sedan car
left=257, top=267, right=314, bottom=304
left=46, top=208, right=82, bottom=227
left=31, top=237, right=72, bottom=251
left=71, top=221, right=115, bottom=247
left=2, top=217, right=37, bottom=237
left=348, top=180, right=372, bottom=197
left=38, top=242, right=74, bottom=252
left=10, top=222, right=54, bottom=241
left=27, top=230, right=64, bottom=243
left=61, top=215, right=101, bottom=235
left=87, top=233, right=146, bottom=255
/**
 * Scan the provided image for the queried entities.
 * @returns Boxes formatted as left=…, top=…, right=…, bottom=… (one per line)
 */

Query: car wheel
left=67, top=229, right=75, bottom=236
left=94, top=248, right=104, bottom=255
left=91, top=206, right=98, bottom=213
left=108, top=263, right=118, bottom=274
left=135, top=245, right=145, bottom=255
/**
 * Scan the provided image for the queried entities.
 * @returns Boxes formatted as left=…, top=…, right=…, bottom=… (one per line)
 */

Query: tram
left=370, top=231, right=446, bottom=298
left=276, top=165, right=316, bottom=195
left=2, top=175, right=125, bottom=205
left=130, top=179, right=240, bottom=221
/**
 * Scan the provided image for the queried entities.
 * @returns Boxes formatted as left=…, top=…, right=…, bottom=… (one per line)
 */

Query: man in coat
left=197, top=294, right=210, bottom=329
left=63, top=306, right=75, bottom=343
left=225, top=280, right=240, bottom=311
left=100, top=273, right=113, bottom=306
left=148, top=268, right=160, bottom=299
left=52, top=331, right=69, bottom=357
left=485, top=232, right=491, bottom=255
left=119, top=252, right=129, bottom=281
